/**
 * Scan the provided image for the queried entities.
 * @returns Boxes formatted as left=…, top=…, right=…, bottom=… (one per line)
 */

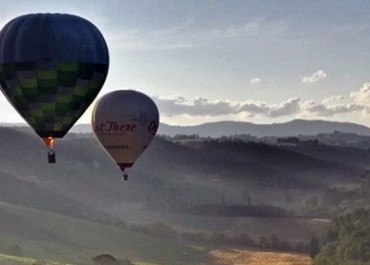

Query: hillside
left=0, top=201, right=206, bottom=264
left=68, top=119, right=370, bottom=137
left=159, top=119, right=370, bottom=137
left=0, top=126, right=369, bottom=263
left=0, top=126, right=368, bottom=214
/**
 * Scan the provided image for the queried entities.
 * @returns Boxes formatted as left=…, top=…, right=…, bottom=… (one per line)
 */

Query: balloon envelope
left=0, top=13, right=109, bottom=138
left=92, top=90, right=159, bottom=172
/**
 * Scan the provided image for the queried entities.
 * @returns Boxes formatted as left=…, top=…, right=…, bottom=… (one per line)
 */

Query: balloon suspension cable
left=120, top=166, right=129, bottom=181
left=122, top=170, right=128, bottom=181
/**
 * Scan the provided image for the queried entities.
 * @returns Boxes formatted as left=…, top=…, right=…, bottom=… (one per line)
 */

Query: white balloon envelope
left=92, top=90, right=159, bottom=179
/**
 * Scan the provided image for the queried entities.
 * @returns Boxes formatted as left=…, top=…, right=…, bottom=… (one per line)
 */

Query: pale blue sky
left=2, top=1, right=370, bottom=125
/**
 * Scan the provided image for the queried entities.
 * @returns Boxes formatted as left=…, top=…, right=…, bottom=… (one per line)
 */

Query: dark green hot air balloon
left=0, top=13, right=109, bottom=162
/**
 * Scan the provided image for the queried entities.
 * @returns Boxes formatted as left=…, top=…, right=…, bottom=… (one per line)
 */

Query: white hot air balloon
left=92, top=90, right=159, bottom=180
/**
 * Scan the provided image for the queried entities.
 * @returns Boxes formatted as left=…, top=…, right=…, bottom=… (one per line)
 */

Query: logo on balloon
left=105, top=144, right=129, bottom=150
left=95, top=121, right=137, bottom=134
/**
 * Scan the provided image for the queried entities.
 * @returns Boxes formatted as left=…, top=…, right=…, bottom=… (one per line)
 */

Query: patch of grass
left=133, top=261, right=162, bottom=265
left=0, top=201, right=208, bottom=265
left=0, top=253, right=35, bottom=264
left=210, top=249, right=311, bottom=265
left=0, top=253, right=75, bottom=265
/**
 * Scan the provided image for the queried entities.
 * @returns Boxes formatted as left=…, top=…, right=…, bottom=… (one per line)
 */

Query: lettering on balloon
left=106, top=144, right=129, bottom=149
left=95, top=121, right=137, bottom=134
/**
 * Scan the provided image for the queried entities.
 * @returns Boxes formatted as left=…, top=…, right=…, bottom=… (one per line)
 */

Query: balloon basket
left=48, top=150, right=56, bottom=164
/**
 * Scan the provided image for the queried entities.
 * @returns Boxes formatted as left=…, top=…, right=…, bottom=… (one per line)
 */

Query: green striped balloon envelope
left=0, top=13, right=109, bottom=140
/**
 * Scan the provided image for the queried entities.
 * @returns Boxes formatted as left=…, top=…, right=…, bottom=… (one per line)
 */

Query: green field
left=0, top=201, right=207, bottom=265
left=0, top=253, right=166, bottom=265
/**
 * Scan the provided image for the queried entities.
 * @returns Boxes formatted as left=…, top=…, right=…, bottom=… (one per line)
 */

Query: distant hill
left=0, top=126, right=367, bottom=208
left=158, top=119, right=370, bottom=137
left=67, top=119, right=370, bottom=137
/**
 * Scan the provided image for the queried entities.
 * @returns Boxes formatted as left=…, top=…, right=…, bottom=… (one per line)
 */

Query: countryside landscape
left=0, top=120, right=369, bottom=264
left=1, top=2, right=370, bottom=265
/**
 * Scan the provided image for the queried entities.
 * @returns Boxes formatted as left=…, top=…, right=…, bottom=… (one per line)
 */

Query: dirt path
left=210, top=249, right=311, bottom=265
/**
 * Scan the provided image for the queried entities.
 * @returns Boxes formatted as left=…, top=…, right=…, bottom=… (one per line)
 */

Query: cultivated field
left=210, top=249, right=311, bottom=265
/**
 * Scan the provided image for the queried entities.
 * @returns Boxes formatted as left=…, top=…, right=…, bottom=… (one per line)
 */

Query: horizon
left=1, top=1, right=370, bottom=127
left=2, top=117, right=370, bottom=128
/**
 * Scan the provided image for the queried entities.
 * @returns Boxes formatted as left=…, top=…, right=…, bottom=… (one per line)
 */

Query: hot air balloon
left=92, top=90, right=159, bottom=181
left=0, top=13, right=109, bottom=163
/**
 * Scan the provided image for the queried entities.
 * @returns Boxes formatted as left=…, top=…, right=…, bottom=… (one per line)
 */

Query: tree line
left=313, top=208, right=370, bottom=265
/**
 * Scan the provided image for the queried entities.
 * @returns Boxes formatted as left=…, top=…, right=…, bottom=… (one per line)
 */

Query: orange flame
left=42, top=137, right=54, bottom=148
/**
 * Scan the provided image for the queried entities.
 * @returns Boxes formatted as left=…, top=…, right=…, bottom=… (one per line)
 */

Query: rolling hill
left=0, top=126, right=368, bottom=212
left=0, top=126, right=368, bottom=263
left=68, top=119, right=370, bottom=137
left=157, top=119, right=370, bottom=137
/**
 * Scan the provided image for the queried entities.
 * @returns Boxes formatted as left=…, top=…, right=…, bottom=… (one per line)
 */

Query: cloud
left=106, top=28, right=195, bottom=51
left=238, top=98, right=301, bottom=118
left=219, top=18, right=264, bottom=38
left=267, top=98, right=301, bottom=117
left=250, top=78, right=261, bottom=84
left=302, top=70, right=327, bottom=83
left=350, top=82, right=370, bottom=105
left=237, top=102, right=268, bottom=116
left=154, top=96, right=301, bottom=118
left=302, top=100, right=363, bottom=117
left=153, top=91, right=367, bottom=119
left=220, top=18, right=287, bottom=38
left=153, top=82, right=370, bottom=120
left=105, top=18, right=197, bottom=51
left=321, top=95, right=344, bottom=105
left=154, top=96, right=239, bottom=117
left=106, top=17, right=288, bottom=51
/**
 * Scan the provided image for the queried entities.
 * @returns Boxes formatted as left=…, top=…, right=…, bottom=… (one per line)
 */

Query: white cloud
left=220, top=18, right=287, bottom=38
left=222, top=20, right=260, bottom=37
left=267, top=98, right=301, bottom=117
left=153, top=92, right=367, bottom=120
left=154, top=96, right=239, bottom=117
left=105, top=17, right=288, bottom=51
left=154, top=96, right=301, bottom=118
left=302, top=70, right=327, bottom=83
left=152, top=82, right=370, bottom=122
left=238, top=101, right=268, bottom=116
left=106, top=28, right=195, bottom=51
left=321, top=95, right=344, bottom=105
left=302, top=100, right=363, bottom=117
left=250, top=78, right=261, bottom=84
left=350, top=82, right=370, bottom=105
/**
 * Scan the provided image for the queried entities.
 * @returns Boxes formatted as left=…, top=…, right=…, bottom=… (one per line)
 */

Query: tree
left=313, top=209, right=370, bottom=264
left=92, top=254, right=117, bottom=265
left=310, top=235, right=320, bottom=259
left=270, top=233, right=281, bottom=250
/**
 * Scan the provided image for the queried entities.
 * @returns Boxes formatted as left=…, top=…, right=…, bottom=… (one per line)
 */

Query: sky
left=2, top=1, right=370, bottom=126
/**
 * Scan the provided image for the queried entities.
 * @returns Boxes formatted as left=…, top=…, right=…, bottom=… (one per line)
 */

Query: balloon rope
left=122, top=168, right=129, bottom=181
